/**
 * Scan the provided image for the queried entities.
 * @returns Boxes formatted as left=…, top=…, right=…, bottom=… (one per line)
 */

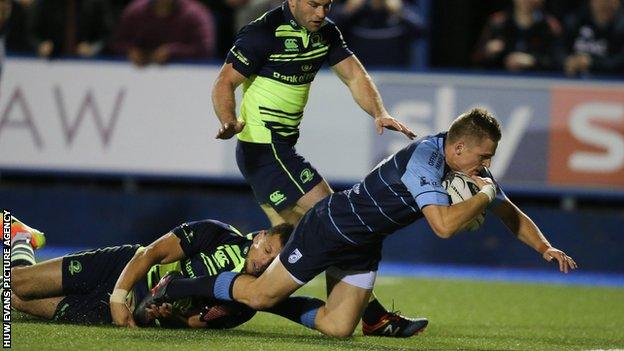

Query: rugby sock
left=166, top=272, right=238, bottom=301
left=266, top=296, right=324, bottom=330
left=11, top=234, right=36, bottom=267
left=362, top=298, right=388, bottom=325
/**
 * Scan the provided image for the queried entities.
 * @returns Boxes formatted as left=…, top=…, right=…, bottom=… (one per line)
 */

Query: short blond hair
left=447, top=108, right=501, bottom=144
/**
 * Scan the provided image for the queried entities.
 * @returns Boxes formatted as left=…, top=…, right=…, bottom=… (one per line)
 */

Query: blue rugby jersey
left=316, top=133, right=506, bottom=245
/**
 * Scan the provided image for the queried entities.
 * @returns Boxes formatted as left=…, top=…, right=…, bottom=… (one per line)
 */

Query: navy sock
left=266, top=296, right=324, bottom=330
left=166, top=272, right=239, bottom=301
left=362, top=298, right=387, bottom=325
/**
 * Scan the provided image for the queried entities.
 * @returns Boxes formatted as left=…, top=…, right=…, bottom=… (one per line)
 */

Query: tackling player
left=8, top=216, right=308, bottom=328
left=146, top=107, right=578, bottom=337
left=212, top=0, right=421, bottom=336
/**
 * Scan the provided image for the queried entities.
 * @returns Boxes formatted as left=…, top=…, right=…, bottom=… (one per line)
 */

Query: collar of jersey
left=282, top=1, right=303, bottom=30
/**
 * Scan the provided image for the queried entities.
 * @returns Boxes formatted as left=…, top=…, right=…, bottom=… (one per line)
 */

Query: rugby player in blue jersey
left=212, top=0, right=421, bottom=335
left=147, top=107, right=577, bottom=337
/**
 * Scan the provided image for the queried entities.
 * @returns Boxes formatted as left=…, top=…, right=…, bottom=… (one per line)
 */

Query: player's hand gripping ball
left=442, top=171, right=486, bottom=231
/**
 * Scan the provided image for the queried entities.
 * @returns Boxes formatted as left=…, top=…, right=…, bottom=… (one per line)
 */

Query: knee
left=321, top=323, right=356, bottom=338
left=11, top=294, right=25, bottom=310
left=316, top=315, right=357, bottom=338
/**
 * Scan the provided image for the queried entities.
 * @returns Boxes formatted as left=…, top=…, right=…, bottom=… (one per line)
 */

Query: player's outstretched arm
left=491, top=199, right=578, bottom=273
left=331, top=56, right=416, bottom=139
left=213, top=63, right=246, bottom=139
left=110, top=233, right=186, bottom=327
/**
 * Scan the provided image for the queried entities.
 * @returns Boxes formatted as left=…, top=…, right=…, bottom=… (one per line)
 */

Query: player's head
left=446, top=108, right=501, bottom=176
left=244, top=223, right=294, bottom=276
left=288, top=0, right=332, bottom=32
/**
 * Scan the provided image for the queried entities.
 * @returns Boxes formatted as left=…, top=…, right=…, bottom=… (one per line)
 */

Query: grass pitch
left=10, top=277, right=624, bottom=351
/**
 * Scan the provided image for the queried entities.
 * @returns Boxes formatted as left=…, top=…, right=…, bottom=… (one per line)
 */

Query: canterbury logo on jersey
left=284, top=38, right=299, bottom=51
left=288, top=248, right=302, bottom=263
left=270, top=190, right=286, bottom=205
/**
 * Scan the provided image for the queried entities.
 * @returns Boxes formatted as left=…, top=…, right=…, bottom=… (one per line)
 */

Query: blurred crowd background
left=0, top=0, right=622, bottom=76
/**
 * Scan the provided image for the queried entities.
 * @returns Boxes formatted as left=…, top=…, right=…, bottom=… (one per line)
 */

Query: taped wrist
left=110, top=288, right=128, bottom=304
left=479, top=184, right=496, bottom=202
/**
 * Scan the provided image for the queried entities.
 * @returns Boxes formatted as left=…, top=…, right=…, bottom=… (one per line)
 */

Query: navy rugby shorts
left=236, top=140, right=323, bottom=212
left=279, top=208, right=382, bottom=284
left=55, top=244, right=141, bottom=324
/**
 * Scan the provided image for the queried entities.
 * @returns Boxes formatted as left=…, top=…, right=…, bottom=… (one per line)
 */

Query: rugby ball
left=442, top=171, right=485, bottom=231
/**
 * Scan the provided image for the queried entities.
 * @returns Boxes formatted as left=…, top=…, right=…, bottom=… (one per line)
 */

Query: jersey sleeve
left=172, top=220, right=231, bottom=257
left=225, top=22, right=271, bottom=77
left=400, top=142, right=449, bottom=209
left=326, top=22, right=353, bottom=66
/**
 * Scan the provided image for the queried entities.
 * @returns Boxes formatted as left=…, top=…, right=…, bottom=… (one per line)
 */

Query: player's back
left=317, top=133, right=449, bottom=244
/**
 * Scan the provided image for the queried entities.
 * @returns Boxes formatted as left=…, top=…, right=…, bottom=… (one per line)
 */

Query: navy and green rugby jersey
left=147, top=220, right=252, bottom=286
left=144, top=220, right=253, bottom=315
left=226, top=2, right=353, bottom=144
left=315, top=133, right=507, bottom=245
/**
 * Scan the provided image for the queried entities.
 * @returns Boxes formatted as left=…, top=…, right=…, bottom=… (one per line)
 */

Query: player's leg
left=279, top=179, right=333, bottom=225
left=9, top=218, right=65, bottom=320
left=260, top=203, right=287, bottom=226
left=230, top=257, right=301, bottom=309
left=10, top=216, right=46, bottom=267
left=314, top=269, right=375, bottom=337
left=323, top=257, right=428, bottom=337
left=11, top=294, right=64, bottom=319
left=236, top=140, right=327, bottom=226
left=153, top=255, right=302, bottom=310
left=9, top=217, right=63, bottom=299
left=11, top=258, right=63, bottom=299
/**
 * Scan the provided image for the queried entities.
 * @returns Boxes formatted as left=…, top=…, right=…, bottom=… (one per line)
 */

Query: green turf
left=8, top=277, right=624, bottom=351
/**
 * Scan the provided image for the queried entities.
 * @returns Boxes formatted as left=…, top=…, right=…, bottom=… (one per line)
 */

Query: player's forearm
left=514, top=211, right=552, bottom=254
left=212, top=76, right=238, bottom=125
left=496, top=200, right=552, bottom=254
left=427, top=194, right=490, bottom=238
left=114, top=249, right=160, bottom=292
left=445, top=194, right=490, bottom=236
left=346, top=67, right=387, bottom=119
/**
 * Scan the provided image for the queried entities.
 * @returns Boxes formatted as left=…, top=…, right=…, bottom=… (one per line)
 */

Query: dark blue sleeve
left=225, top=22, right=271, bottom=77
left=400, top=141, right=449, bottom=209
left=172, top=220, right=231, bottom=257
left=326, top=22, right=353, bottom=66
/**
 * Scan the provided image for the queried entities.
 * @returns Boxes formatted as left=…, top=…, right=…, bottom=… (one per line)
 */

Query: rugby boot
left=362, top=311, right=429, bottom=337
left=10, top=216, right=46, bottom=249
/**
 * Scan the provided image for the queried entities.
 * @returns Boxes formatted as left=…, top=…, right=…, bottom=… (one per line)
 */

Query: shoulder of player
left=407, top=135, right=445, bottom=169
left=320, top=17, right=343, bottom=35
left=242, top=6, right=285, bottom=34
left=323, top=16, right=339, bottom=28
left=413, top=134, right=443, bottom=154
